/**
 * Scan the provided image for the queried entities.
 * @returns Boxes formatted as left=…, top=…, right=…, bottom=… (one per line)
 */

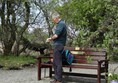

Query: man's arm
left=46, top=34, right=58, bottom=42
left=46, top=22, right=63, bottom=42
left=51, top=34, right=58, bottom=40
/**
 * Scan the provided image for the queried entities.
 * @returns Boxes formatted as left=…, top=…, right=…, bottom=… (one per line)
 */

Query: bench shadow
left=62, top=75, right=106, bottom=83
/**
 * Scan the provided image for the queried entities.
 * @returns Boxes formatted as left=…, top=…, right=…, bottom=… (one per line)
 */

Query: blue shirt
left=53, top=20, right=67, bottom=46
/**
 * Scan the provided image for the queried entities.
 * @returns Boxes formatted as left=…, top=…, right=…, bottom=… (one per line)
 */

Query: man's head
left=51, top=12, right=61, bottom=23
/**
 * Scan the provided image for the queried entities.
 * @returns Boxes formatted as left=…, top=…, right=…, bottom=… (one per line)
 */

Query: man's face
left=52, top=17, right=57, bottom=23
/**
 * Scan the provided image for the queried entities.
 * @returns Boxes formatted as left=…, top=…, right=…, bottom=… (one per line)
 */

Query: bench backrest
left=50, top=47, right=107, bottom=65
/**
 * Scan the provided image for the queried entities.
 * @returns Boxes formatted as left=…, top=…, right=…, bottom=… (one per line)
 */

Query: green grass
left=0, top=55, right=36, bottom=69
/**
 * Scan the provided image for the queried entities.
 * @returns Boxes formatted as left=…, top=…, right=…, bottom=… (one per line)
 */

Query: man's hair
left=51, top=12, right=60, bottom=19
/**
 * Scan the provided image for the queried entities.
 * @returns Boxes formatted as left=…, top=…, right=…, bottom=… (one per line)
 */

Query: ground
left=0, top=62, right=118, bottom=83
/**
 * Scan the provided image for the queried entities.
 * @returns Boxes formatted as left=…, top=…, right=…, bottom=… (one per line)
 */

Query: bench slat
left=41, top=63, right=98, bottom=69
left=64, top=47, right=106, bottom=51
left=73, top=59, right=99, bottom=64
left=70, top=51, right=106, bottom=56
left=74, top=55, right=105, bottom=60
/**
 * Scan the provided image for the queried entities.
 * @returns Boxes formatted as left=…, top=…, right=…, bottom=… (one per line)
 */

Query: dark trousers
left=53, top=43, right=64, bottom=81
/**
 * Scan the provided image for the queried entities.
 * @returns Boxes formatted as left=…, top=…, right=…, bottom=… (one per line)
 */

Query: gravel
left=0, top=62, right=118, bottom=83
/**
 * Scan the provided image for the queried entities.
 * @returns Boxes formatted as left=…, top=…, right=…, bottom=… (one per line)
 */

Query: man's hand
left=46, top=34, right=58, bottom=42
left=46, top=38, right=52, bottom=42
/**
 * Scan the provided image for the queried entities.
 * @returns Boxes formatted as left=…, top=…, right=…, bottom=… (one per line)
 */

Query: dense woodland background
left=0, top=0, right=118, bottom=61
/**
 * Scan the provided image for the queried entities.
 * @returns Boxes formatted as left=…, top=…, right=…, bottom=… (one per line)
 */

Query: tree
left=0, top=0, right=30, bottom=55
left=0, top=0, right=56, bottom=56
left=56, top=0, right=118, bottom=58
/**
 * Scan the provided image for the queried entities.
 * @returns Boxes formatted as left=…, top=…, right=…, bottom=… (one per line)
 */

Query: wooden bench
left=37, top=47, right=109, bottom=83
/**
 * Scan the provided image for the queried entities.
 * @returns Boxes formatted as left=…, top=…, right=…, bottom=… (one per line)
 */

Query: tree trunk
left=12, top=2, right=30, bottom=56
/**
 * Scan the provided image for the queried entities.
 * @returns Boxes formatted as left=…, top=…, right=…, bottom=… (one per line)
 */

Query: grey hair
left=51, top=12, right=60, bottom=19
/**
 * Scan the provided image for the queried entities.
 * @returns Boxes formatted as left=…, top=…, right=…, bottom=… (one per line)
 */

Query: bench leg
left=49, top=67, right=52, bottom=78
left=105, top=73, right=108, bottom=83
left=97, top=64, right=101, bottom=83
left=105, top=62, right=108, bottom=83
left=38, top=61, right=41, bottom=80
left=97, top=71, right=101, bottom=83
left=105, top=67, right=108, bottom=83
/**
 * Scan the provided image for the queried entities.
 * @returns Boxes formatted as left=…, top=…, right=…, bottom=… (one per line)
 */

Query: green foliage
left=57, top=0, right=106, bottom=27
left=0, top=55, right=36, bottom=69
left=24, top=28, right=48, bottom=44
left=0, top=0, right=117, bottom=61
left=108, top=66, right=118, bottom=81
left=56, top=0, right=118, bottom=61
left=108, top=73, right=118, bottom=81
left=86, top=56, right=92, bottom=63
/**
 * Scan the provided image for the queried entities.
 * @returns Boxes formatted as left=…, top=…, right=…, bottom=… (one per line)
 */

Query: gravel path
left=0, top=62, right=118, bottom=83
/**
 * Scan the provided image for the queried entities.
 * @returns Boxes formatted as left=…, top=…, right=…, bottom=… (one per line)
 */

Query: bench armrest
left=98, top=60, right=109, bottom=68
left=37, top=56, right=53, bottom=63
left=98, top=60, right=109, bottom=63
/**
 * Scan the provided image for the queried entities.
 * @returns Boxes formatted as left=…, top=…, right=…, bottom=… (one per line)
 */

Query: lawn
left=0, top=55, right=36, bottom=70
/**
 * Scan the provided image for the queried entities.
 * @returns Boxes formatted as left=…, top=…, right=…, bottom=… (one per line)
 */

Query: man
left=46, top=12, right=67, bottom=83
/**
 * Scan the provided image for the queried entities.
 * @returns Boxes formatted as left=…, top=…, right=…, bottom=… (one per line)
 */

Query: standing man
left=46, top=12, right=67, bottom=83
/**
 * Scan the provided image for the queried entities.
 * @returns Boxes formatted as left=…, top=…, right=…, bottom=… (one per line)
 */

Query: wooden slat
left=64, top=47, right=106, bottom=52
left=51, top=71, right=105, bottom=79
left=71, top=51, right=85, bottom=55
left=73, top=55, right=105, bottom=64
left=86, top=51, right=106, bottom=56
left=70, top=51, right=106, bottom=56
left=41, top=63, right=98, bottom=69
left=73, top=55, right=105, bottom=60
left=73, top=59, right=98, bottom=64
left=63, top=64, right=98, bottom=69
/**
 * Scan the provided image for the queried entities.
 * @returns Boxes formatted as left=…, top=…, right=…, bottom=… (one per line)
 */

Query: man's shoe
left=56, top=81, right=62, bottom=83
left=50, top=80, right=62, bottom=83
left=50, top=79, right=57, bottom=83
